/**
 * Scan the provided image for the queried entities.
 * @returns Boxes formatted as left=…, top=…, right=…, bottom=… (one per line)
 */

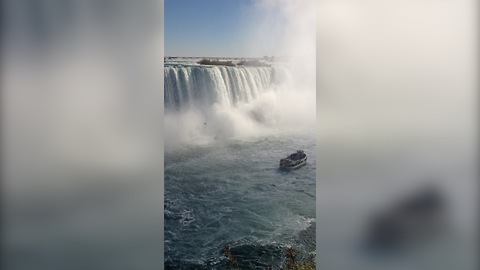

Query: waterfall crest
left=164, top=65, right=285, bottom=111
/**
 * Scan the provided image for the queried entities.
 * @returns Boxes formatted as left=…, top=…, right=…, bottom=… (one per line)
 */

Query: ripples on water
left=164, top=134, right=316, bottom=269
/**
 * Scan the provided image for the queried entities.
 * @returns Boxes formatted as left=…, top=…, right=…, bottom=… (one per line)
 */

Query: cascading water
left=163, top=59, right=303, bottom=148
left=164, top=63, right=286, bottom=111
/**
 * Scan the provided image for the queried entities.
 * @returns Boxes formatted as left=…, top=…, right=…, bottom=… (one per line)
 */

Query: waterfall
left=164, top=65, right=283, bottom=111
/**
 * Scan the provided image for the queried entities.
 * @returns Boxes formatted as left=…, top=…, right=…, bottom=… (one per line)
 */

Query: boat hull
left=279, top=157, right=307, bottom=170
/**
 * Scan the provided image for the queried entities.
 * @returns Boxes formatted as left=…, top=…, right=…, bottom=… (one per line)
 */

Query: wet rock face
left=365, top=186, right=446, bottom=250
left=298, top=222, right=316, bottom=252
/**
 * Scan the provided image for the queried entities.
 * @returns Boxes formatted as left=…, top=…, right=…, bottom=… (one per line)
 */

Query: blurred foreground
left=2, top=1, right=164, bottom=269
left=316, top=1, right=477, bottom=269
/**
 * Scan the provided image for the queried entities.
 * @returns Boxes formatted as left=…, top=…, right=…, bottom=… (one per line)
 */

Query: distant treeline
left=197, top=58, right=271, bottom=67
left=237, top=60, right=271, bottom=67
left=197, top=59, right=236, bottom=66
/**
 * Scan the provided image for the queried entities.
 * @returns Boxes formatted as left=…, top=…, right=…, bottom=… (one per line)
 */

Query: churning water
left=164, top=58, right=316, bottom=269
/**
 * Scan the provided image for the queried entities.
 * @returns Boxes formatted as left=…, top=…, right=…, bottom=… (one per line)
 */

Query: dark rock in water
left=220, top=224, right=316, bottom=268
left=165, top=260, right=204, bottom=270
left=298, top=222, right=316, bottom=252
left=226, top=243, right=284, bottom=269
left=365, top=185, right=446, bottom=250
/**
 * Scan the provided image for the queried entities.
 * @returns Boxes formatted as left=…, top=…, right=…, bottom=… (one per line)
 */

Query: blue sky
left=165, top=0, right=283, bottom=57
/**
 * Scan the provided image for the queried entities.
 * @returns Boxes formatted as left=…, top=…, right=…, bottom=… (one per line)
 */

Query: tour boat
left=279, top=150, right=307, bottom=170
